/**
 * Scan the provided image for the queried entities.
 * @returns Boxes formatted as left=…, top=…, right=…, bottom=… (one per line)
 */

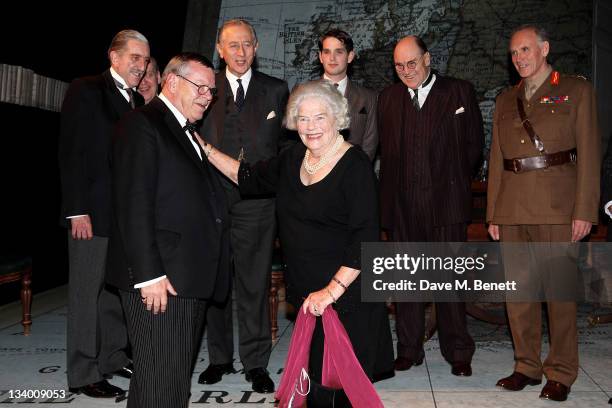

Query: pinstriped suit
left=378, top=75, right=483, bottom=364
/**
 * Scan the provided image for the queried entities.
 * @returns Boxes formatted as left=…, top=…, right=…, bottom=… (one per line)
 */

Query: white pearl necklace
left=303, top=134, right=344, bottom=175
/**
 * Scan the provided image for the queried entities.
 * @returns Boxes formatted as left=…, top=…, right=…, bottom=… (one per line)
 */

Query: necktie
left=125, top=88, right=135, bottom=109
left=235, top=78, right=245, bottom=111
left=411, top=72, right=434, bottom=111
left=183, top=122, right=204, bottom=160
left=113, top=78, right=136, bottom=108
left=412, top=88, right=420, bottom=111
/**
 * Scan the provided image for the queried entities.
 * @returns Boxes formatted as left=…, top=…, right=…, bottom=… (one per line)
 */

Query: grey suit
left=343, top=79, right=378, bottom=160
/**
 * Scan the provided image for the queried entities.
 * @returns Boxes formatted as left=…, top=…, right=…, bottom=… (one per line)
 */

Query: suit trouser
left=120, top=291, right=206, bottom=408
left=206, top=198, right=275, bottom=370
left=67, top=233, right=129, bottom=387
left=500, top=224, right=578, bottom=387
left=394, top=223, right=475, bottom=364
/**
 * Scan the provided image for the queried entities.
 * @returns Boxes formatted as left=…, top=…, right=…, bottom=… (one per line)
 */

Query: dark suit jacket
left=200, top=70, right=290, bottom=162
left=58, top=69, right=143, bottom=236
left=344, top=80, right=378, bottom=161
left=378, top=75, right=483, bottom=231
left=106, top=97, right=230, bottom=301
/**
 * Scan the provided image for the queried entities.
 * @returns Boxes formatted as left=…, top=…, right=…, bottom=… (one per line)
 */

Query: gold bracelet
left=326, top=287, right=337, bottom=303
left=332, top=276, right=347, bottom=290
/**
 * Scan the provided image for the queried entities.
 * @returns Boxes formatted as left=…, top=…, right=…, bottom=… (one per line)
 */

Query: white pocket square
left=455, top=107, right=465, bottom=114
left=266, top=111, right=276, bottom=120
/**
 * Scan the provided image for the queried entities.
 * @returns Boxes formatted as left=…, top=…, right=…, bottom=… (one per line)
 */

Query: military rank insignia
left=550, top=71, right=560, bottom=85
left=540, top=95, right=569, bottom=104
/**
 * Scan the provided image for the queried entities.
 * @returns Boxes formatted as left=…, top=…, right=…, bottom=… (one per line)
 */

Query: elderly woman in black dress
left=201, top=80, right=393, bottom=405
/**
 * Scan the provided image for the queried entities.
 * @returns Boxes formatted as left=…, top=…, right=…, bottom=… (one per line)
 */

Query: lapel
left=242, top=71, right=267, bottom=142
left=153, top=98, right=216, bottom=184
left=422, top=75, right=453, bottom=138
left=345, top=79, right=361, bottom=114
left=102, top=69, right=132, bottom=119
left=529, top=71, right=554, bottom=111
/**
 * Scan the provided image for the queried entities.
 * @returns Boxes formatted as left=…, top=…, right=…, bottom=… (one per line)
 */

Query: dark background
left=0, top=0, right=189, bottom=305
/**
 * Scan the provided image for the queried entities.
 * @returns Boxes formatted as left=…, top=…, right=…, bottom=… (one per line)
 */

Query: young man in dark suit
left=197, top=19, right=289, bottom=394
left=58, top=29, right=149, bottom=398
left=318, top=29, right=378, bottom=161
left=378, top=35, right=483, bottom=377
left=107, top=52, right=230, bottom=408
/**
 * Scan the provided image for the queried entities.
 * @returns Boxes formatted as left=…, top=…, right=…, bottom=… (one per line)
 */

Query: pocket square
left=455, top=107, right=465, bottom=114
left=266, top=111, right=276, bottom=120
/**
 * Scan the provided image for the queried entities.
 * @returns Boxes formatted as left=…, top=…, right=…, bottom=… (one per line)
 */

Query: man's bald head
left=393, top=35, right=431, bottom=89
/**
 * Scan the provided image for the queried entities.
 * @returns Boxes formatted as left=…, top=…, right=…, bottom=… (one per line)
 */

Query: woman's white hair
left=284, top=79, right=350, bottom=131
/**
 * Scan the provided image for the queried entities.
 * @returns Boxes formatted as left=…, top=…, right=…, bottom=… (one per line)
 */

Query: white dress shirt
left=226, top=67, right=253, bottom=101
left=407, top=72, right=437, bottom=108
left=323, top=74, right=348, bottom=96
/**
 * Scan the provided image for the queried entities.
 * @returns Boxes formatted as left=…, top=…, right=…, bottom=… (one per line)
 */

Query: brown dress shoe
left=451, top=362, right=472, bottom=376
left=540, top=380, right=570, bottom=402
left=496, top=372, right=542, bottom=391
left=394, top=356, right=424, bottom=371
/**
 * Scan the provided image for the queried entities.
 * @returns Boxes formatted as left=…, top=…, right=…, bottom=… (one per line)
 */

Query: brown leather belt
left=503, top=148, right=577, bottom=173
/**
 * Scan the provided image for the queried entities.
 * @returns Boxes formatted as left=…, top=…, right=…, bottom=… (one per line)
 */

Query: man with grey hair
left=107, top=52, right=229, bottom=408
left=59, top=29, right=150, bottom=398
left=137, top=56, right=161, bottom=103
left=488, top=24, right=601, bottom=401
left=197, top=18, right=289, bottom=393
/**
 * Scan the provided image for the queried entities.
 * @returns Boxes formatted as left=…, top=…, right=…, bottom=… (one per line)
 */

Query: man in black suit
left=107, top=52, right=230, bottom=408
left=318, top=29, right=378, bottom=161
left=378, top=35, right=483, bottom=376
left=58, top=29, right=149, bottom=398
left=197, top=18, right=289, bottom=394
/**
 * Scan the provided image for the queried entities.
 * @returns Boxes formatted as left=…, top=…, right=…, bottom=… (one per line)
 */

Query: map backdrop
left=214, top=0, right=593, bottom=175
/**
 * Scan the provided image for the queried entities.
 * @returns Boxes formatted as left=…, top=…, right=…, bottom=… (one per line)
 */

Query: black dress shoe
left=198, top=363, right=235, bottom=385
left=496, top=371, right=542, bottom=391
left=245, top=367, right=275, bottom=394
left=539, top=380, right=570, bottom=402
left=69, top=380, right=125, bottom=398
left=393, top=356, right=424, bottom=371
left=113, top=363, right=134, bottom=379
left=451, top=362, right=472, bottom=376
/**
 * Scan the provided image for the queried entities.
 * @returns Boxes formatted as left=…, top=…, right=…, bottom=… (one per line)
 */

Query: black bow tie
left=183, top=121, right=198, bottom=134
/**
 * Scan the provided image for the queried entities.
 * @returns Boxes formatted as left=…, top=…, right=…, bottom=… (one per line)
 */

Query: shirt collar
left=158, top=92, right=188, bottom=128
left=525, top=64, right=553, bottom=95
left=323, top=74, right=348, bottom=95
left=110, top=67, right=131, bottom=89
left=226, top=67, right=253, bottom=90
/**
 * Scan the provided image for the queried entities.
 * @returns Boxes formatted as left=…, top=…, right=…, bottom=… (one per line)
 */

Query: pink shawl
left=275, top=307, right=384, bottom=407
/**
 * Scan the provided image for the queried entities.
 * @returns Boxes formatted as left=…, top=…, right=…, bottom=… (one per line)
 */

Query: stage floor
left=0, top=285, right=610, bottom=407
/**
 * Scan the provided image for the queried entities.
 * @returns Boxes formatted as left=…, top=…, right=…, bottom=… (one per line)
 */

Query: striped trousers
left=120, top=291, right=206, bottom=408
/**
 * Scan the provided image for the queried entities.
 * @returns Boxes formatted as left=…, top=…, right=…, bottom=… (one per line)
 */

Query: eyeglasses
left=177, top=74, right=217, bottom=96
left=394, top=54, right=426, bottom=72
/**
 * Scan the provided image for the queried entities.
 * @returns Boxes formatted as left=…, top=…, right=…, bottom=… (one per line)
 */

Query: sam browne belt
left=503, top=148, right=577, bottom=173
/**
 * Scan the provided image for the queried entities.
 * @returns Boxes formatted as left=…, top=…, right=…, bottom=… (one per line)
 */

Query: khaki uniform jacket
left=487, top=72, right=601, bottom=225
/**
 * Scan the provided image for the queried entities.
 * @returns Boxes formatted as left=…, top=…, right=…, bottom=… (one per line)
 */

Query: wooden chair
left=269, top=243, right=285, bottom=342
left=0, top=256, right=32, bottom=335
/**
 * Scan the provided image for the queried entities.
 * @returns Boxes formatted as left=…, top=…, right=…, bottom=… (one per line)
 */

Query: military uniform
left=487, top=70, right=601, bottom=387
